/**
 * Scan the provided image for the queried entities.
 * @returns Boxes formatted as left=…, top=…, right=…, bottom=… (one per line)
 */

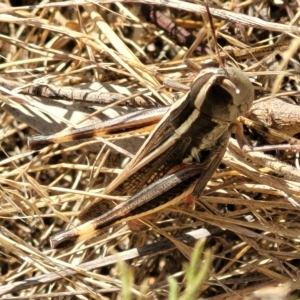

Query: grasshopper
left=47, top=66, right=254, bottom=249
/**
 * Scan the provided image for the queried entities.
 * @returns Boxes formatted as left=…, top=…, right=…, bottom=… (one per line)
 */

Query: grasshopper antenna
left=204, top=0, right=224, bottom=68
left=204, top=1, right=242, bottom=94
left=183, top=1, right=224, bottom=73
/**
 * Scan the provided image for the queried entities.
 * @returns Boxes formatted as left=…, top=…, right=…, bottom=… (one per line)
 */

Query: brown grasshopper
left=44, top=66, right=254, bottom=249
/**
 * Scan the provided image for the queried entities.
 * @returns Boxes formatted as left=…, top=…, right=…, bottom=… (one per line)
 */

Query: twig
left=141, top=4, right=208, bottom=56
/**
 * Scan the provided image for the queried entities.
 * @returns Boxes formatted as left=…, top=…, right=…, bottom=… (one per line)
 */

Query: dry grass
left=0, top=0, right=300, bottom=299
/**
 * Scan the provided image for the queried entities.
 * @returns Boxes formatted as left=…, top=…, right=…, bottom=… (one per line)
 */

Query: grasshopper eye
left=206, top=83, right=233, bottom=108
left=199, top=82, right=234, bottom=122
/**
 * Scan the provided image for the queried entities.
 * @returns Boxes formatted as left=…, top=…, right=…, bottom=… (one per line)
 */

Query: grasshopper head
left=192, top=67, right=254, bottom=123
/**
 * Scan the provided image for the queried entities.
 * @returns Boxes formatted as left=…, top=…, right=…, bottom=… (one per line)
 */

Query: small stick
left=245, top=98, right=300, bottom=143
left=140, top=4, right=208, bottom=56
left=0, top=76, right=154, bottom=107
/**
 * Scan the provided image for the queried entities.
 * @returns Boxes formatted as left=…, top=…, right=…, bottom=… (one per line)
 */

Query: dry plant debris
left=0, top=0, right=300, bottom=299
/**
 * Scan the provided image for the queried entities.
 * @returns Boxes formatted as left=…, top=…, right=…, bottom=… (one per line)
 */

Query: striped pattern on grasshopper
left=47, top=67, right=254, bottom=249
